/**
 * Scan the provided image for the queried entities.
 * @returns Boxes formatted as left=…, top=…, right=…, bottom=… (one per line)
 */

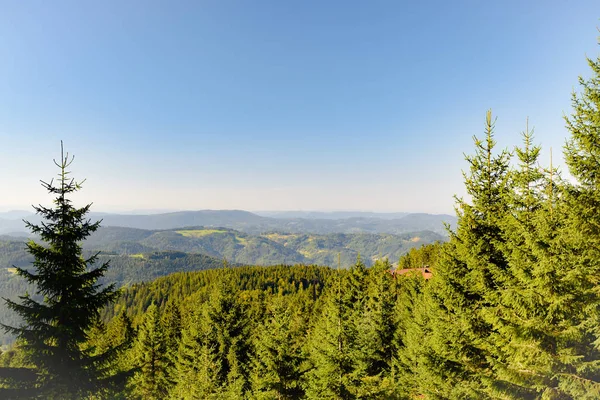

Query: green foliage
left=552, top=42, right=600, bottom=398
left=304, top=259, right=400, bottom=399
left=250, top=295, right=307, bottom=399
left=161, top=301, right=182, bottom=387
left=170, top=307, right=222, bottom=399
left=130, top=303, right=169, bottom=399
left=96, top=262, right=401, bottom=399
left=397, top=241, right=443, bottom=270
left=352, top=260, right=398, bottom=397
left=304, top=270, right=358, bottom=399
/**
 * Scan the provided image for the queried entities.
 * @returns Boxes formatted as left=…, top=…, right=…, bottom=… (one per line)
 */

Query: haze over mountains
left=0, top=209, right=456, bottom=237
left=254, top=211, right=411, bottom=219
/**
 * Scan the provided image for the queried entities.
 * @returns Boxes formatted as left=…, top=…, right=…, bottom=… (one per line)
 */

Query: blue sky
left=1, top=1, right=599, bottom=213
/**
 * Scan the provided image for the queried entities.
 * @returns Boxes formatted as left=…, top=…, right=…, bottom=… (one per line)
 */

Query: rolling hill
left=77, top=225, right=444, bottom=267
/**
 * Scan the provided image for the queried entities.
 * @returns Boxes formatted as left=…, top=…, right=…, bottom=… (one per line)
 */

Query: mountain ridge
left=0, top=210, right=456, bottom=236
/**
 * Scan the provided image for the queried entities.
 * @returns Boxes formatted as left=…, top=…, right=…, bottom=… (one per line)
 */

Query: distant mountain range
left=0, top=210, right=456, bottom=236
left=254, top=211, right=411, bottom=220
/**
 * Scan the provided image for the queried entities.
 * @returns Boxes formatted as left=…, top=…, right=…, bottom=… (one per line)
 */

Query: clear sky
left=1, top=1, right=599, bottom=214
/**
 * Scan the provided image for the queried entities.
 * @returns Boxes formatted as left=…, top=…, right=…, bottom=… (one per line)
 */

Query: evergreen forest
left=2, top=32, right=600, bottom=400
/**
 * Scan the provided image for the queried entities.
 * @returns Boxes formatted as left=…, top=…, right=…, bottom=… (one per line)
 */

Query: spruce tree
left=552, top=38, right=600, bottom=397
left=104, top=311, right=136, bottom=394
left=206, top=275, right=251, bottom=397
left=0, top=144, right=120, bottom=399
left=392, top=270, right=430, bottom=400
left=85, top=311, right=136, bottom=399
left=396, top=111, right=513, bottom=398
left=171, top=306, right=222, bottom=399
left=304, top=259, right=368, bottom=399
left=482, top=124, right=550, bottom=398
left=130, top=303, right=169, bottom=400
left=172, top=273, right=251, bottom=398
left=304, top=282, right=354, bottom=399
left=350, top=259, right=398, bottom=398
left=214, top=278, right=249, bottom=368
left=161, top=300, right=182, bottom=389
left=250, top=295, right=305, bottom=399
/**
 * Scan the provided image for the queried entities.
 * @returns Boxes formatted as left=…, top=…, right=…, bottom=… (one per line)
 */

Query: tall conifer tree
left=170, top=306, right=222, bottom=399
left=392, top=271, right=430, bottom=399
left=397, top=111, right=512, bottom=398
left=305, top=259, right=368, bottom=399
left=161, top=301, right=182, bottom=389
left=203, top=273, right=251, bottom=396
left=250, top=295, right=305, bottom=399
left=0, top=144, right=120, bottom=399
left=553, top=38, right=600, bottom=397
left=130, top=303, right=169, bottom=400
left=350, top=260, right=398, bottom=397
left=304, top=281, right=354, bottom=399
left=479, top=124, right=554, bottom=398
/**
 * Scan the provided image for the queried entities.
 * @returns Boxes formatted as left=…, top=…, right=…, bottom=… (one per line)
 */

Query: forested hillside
left=1, top=226, right=442, bottom=269
left=0, top=227, right=439, bottom=345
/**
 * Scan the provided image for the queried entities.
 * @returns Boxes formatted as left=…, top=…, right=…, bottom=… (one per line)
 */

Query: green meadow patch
left=176, top=229, right=229, bottom=238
